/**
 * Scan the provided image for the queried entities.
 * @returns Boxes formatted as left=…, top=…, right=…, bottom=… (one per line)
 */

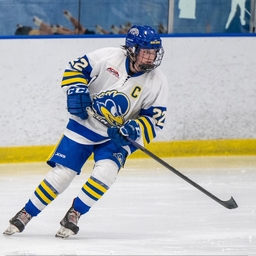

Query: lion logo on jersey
left=92, top=90, right=130, bottom=126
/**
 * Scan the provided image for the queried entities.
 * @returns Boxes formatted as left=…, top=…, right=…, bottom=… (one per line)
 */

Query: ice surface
left=0, top=156, right=255, bottom=255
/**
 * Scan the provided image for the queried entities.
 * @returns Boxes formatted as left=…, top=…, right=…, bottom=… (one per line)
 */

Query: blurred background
left=0, top=0, right=255, bottom=36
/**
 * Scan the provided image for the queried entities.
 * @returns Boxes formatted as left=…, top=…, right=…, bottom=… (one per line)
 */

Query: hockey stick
left=86, top=107, right=238, bottom=210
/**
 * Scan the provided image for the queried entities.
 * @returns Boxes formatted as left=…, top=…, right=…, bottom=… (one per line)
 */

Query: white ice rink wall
left=0, top=35, right=255, bottom=161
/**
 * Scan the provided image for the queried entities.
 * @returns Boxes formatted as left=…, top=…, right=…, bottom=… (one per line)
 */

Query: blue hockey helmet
left=125, top=25, right=162, bottom=50
left=124, top=25, right=164, bottom=72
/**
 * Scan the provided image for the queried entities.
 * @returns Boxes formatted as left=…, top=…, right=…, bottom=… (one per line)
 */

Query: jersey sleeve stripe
left=137, top=121, right=148, bottom=145
left=137, top=116, right=156, bottom=143
left=63, top=71, right=82, bottom=77
left=61, top=77, right=88, bottom=87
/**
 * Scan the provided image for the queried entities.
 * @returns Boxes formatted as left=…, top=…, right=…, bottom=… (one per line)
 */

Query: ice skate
left=55, top=203, right=81, bottom=239
left=3, top=208, right=32, bottom=235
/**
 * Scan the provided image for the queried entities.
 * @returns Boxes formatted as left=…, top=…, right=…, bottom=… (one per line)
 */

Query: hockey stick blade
left=87, top=107, right=238, bottom=210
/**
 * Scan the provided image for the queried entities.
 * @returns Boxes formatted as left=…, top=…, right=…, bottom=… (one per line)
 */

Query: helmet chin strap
left=131, top=59, right=154, bottom=73
left=134, top=60, right=156, bottom=72
left=138, top=63, right=155, bottom=72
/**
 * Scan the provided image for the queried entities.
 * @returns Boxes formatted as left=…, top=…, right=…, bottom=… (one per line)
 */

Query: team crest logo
left=129, top=28, right=139, bottom=36
left=92, top=90, right=130, bottom=126
left=113, top=153, right=125, bottom=167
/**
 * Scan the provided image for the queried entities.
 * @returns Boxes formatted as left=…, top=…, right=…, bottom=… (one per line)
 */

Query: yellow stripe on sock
left=35, top=187, right=51, bottom=204
left=88, top=178, right=107, bottom=193
left=41, top=181, right=57, bottom=199
left=82, top=184, right=101, bottom=199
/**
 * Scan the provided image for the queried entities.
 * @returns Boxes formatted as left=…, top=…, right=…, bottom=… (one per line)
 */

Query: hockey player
left=3, top=25, right=168, bottom=238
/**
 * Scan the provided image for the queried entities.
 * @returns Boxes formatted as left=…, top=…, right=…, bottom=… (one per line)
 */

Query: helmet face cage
left=125, top=25, right=164, bottom=72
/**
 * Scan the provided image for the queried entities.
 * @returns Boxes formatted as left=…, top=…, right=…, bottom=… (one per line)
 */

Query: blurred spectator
left=110, top=25, right=120, bottom=34
left=63, top=10, right=95, bottom=34
left=15, top=12, right=132, bottom=36
left=32, top=14, right=94, bottom=35
left=158, top=23, right=167, bottom=34
left=95, top=24, right=111, bottom=34
left=120, top=22, right=132, bottom=33
left=33, top=16, right=60, bottom=35
left=96, top=22, right=132, bottom=34
left=15, top=24, right=40, bottom=35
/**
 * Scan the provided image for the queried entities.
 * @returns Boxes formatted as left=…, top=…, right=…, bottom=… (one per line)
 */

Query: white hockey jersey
left=61, top=47, right=168, bottom=155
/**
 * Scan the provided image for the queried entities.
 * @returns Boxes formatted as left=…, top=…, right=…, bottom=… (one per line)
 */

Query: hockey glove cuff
left=67, top=86, right=91, bottom=120
left=107, top=120, right=141, bottom=147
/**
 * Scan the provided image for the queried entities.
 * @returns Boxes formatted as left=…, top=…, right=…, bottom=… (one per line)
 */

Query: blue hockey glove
left=67, top=86, right=91, bottom=120
left=107, top=127, right=128, bottom=146
left=107, top=120, right=141, bottom=147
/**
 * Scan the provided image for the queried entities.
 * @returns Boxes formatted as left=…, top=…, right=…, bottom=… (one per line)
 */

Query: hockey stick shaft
left=87, top=107, right=238, bottom=210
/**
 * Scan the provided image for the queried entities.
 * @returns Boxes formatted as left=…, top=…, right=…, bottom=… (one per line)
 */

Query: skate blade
left=55, top=226, right=74, bottom=239
left=3, top=224, right=20, bottom=236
